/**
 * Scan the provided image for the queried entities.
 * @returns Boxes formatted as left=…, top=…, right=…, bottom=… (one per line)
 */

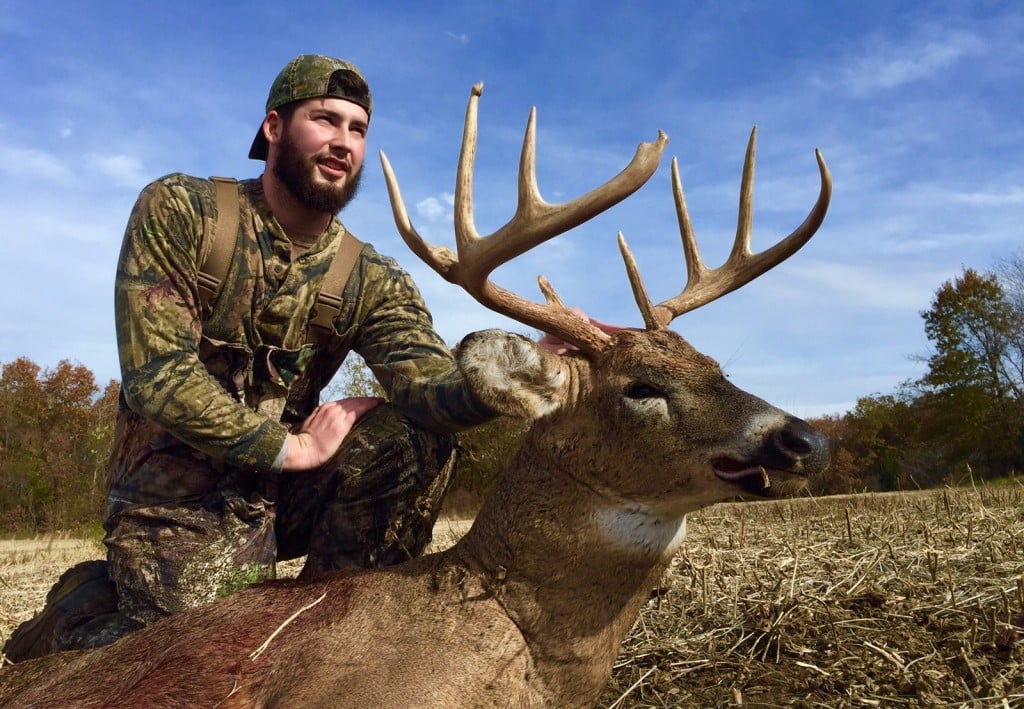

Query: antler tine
left=382, top=82, right=668, bottom=354
left=617, top=232, right=661, bottom=330
left=380, top=151, right=460, bottom=278
left=651, top=127, right=832, bottom=327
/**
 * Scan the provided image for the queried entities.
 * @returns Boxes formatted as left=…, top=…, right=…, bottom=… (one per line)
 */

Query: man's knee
left=105, top=495, right=277, bottom=624
left=333, top=404, right=458, bottom=488
left=293, top=405, right=461, bottom=575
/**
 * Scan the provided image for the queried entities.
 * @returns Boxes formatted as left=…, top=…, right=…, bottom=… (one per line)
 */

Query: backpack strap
left=197, top=176, right=240, bottom=316
left=307, top=229, right=364, bottom=345
left=198, top=175, right=364, bottom=345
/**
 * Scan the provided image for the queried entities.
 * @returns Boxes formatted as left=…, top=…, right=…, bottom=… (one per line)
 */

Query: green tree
left=839, top=393, right=915, bottom=491
left=322, top=354, right=385, bottom=399
left=0, top=358, right=48, bottom=528
left=918, top=268, right=1024, bottom=477
left=922, top=268, right=1021, bottom=399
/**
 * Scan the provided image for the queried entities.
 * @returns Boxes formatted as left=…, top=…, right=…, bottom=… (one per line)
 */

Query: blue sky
left=1, top=1, right=1021, bottom=418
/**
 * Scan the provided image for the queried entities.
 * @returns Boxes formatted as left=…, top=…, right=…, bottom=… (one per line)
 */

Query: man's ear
left=262, top=111, right=284, bottom=151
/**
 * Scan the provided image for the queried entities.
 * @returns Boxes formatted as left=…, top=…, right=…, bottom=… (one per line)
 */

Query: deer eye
left=624, top=382, right=665, bottom=400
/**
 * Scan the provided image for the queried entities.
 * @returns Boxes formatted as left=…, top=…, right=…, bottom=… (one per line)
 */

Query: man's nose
left=329, top=127, right=354, bottom=153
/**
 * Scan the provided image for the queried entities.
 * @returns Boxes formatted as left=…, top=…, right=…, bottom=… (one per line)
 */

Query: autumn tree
left=917, top=268, right=1024, bottom=477
left=805, top=413, right=861, bottom=494
left=0, top=358, right=116, bottom=532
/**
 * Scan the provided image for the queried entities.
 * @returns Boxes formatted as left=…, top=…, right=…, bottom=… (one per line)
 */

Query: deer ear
left=457, top=329, right=573, bottom=420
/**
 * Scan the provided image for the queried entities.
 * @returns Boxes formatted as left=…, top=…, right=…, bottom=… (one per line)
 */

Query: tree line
left=0, top=358, right=119, bottom=533
left=2, top=256, right=1022, bottom=533
left=810, top=255, right=1024, bottom=493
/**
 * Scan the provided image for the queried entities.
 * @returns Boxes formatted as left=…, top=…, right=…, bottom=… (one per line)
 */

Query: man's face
left=269, top=97, right=369, bottom=214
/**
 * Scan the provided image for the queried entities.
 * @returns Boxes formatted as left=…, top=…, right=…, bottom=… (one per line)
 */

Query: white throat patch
left=594, top=504, right=688, bottom=557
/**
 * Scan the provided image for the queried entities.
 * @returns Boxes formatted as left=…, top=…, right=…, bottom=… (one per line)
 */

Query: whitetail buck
left=0, top=84, right=831, bottom=708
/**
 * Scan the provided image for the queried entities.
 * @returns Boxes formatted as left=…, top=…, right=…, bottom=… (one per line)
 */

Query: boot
left=2, top=559, right=137, bottom=662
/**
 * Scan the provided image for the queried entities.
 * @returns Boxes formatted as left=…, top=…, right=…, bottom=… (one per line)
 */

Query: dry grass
left=2, top=490, right=1022, bottom=707
left=0, top=537, right=103, bottom=646
left=600, top=486, right=1024, bottom=707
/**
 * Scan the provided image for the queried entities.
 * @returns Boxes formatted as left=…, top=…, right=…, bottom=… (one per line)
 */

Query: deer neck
left=450, top=416, right=687, bottom=701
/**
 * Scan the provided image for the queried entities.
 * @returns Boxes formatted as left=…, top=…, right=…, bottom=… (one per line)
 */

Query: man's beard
left=272, top=130, right=362, bottom=214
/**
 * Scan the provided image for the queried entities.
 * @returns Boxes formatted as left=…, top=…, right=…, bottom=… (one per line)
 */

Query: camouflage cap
left=249, top=55, right=373, bottom=161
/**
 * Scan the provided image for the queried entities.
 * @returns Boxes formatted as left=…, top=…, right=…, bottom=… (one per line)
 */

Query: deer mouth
left=712, top=458, right=800, bottom=497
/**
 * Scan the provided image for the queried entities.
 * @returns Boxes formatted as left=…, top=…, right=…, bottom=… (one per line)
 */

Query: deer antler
left=381, top=82, right=668, bottom=355
left=621, top=127, right=832, bottom=329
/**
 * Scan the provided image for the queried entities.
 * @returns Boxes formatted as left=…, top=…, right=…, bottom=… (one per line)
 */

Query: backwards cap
left=248, top=54, right=372, bottom=160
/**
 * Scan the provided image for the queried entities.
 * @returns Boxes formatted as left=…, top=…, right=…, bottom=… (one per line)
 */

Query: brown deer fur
left=0, top=329, right=828, bottom=708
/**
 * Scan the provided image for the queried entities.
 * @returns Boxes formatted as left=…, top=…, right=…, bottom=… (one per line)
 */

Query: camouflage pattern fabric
left=108, top=173, right=486, bottom=616
left=3, top=406, right=457, bottom=659
left=276, top=405, right=458, bottom=575
left=106, top=404, right=457, bottom=625
left=3, top=174, right=492, bottom=661
left=111, top=173, right=491, bottom=507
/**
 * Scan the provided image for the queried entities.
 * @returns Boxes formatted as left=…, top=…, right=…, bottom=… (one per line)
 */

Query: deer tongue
left=712, top=459, right=772, bottom=489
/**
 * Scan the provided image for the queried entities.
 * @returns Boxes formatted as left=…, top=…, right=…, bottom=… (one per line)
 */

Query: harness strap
left=308, top=228, right=364, bottom=334
left=197, top=177, right=240, bottom=316
left=198, top=176, right=364, bottom=345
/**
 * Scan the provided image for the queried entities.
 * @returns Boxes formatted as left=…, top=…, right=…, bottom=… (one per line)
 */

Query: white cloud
left=839, top=30, right=985, bottom=96
left=86, top=153, right=147, bottom=188
left=951, top=187, right=1024, bottom=207
left=413, top=191, right=454, bottom=221
left=780, top=260, right=943, bottom=311
left=416, top=196, right=448, bottom=221
left=0, top=145, right=73, bottom=182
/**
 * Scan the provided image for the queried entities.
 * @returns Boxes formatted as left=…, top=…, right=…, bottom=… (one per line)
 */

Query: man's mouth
left=317, top=157, right=349, bottom=178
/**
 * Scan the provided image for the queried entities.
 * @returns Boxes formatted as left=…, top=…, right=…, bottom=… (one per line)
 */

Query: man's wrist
left=270, top=437, right=289, bottom=474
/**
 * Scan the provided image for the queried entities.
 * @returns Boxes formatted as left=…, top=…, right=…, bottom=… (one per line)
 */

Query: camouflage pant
left=3, top=405, right=457, bottom=660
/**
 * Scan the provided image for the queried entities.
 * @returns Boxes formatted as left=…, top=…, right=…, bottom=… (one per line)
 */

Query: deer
left=0, top=83, right=832, bottom=708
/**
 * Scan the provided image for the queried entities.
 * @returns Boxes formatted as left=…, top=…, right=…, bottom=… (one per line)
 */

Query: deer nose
left=774, top=417, right=830, bottom=472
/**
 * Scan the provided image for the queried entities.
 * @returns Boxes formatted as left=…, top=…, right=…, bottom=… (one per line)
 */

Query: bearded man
left=4, top=55, right=502, bottom=659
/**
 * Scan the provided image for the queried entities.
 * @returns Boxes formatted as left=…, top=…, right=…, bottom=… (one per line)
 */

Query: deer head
left=381, top=83, right=832, bottom=510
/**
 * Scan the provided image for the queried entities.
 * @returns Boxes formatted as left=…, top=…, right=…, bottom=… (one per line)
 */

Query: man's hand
left=282, top=397, right=385, bottom=472
left=537, top=307, right=624, bottom=354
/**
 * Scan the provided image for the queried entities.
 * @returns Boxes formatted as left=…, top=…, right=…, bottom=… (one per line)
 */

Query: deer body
left=0, top=330, right=825, bottom=708
left=0, top=84, right=833, bottom=707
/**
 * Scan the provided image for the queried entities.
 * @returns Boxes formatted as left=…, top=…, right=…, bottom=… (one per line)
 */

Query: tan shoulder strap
left=307, top=230, right=364, bottom=341
left=198, top=175, right=363, bottom=344
left=197, top=176, right=240, bottom=315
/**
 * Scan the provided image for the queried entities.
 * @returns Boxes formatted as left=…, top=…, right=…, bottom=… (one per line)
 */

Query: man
left=4, top=55, right=501, bottom=660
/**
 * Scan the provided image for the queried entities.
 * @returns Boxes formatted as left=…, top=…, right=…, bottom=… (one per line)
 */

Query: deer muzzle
left=712, top=417, right=830, bottom=496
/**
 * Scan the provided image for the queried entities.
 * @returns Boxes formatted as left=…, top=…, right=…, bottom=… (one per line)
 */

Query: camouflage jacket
left=107, top=174, right=492, bottom=517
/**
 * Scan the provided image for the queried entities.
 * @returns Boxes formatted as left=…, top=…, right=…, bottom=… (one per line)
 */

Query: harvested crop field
left=2, top=488, right=1022, bottom=707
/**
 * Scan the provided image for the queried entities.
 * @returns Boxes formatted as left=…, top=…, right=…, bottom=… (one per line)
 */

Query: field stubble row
left=1, top=489, right=1022, bottom=707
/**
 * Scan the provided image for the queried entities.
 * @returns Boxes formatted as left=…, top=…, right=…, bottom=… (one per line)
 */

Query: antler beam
left=381, top=82, right=668, bottom=354
left=621, top=127, right=832, bottom=329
